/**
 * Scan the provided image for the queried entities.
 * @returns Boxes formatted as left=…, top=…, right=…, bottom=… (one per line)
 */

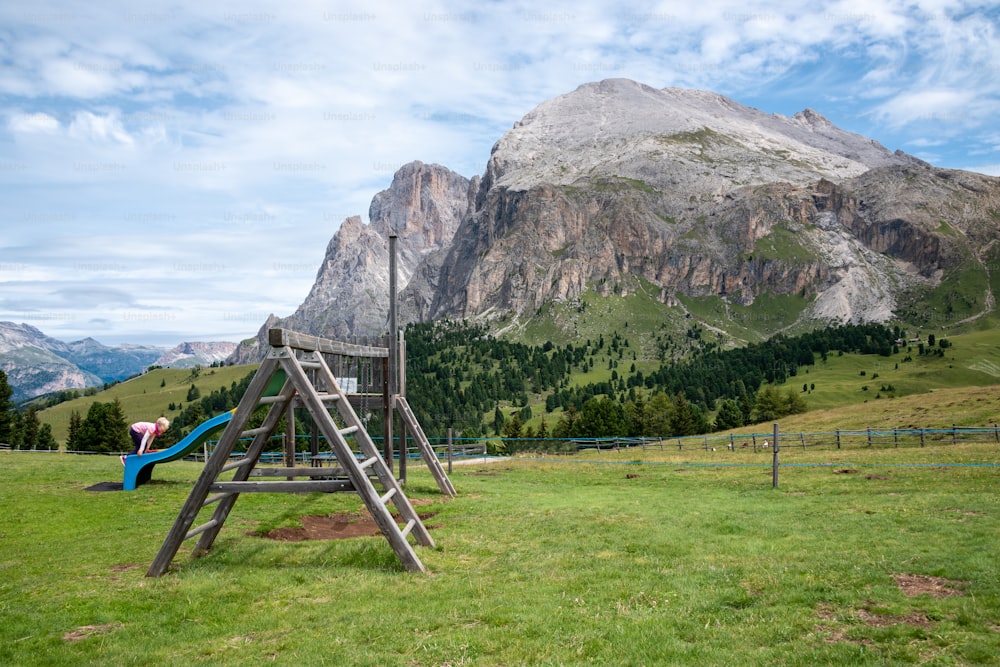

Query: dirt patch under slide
left=258, top=510, right=439, bottom=541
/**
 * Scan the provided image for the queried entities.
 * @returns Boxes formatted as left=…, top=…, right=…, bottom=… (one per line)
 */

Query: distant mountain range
left=0, top=322, right=236, bottom=404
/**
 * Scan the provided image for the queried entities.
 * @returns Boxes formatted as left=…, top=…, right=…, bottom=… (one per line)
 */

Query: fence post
left=920, top=429, right=925, bottom=447
left=771, top=423, right=779, bottom=489
left=867, top=427, right=872, bottom=448
left=952, top=424, right=957, bottom=445
left=729, top=433, right=735, bottom=451
left=447, top=427, right=453, bottom=475
left=836, top=429, right=841, bottom=449
left=800, top=433, right=806, bottom=450
left=994, top=424, right=998, bottom=443
left=894, top=428, right=898, bottom=448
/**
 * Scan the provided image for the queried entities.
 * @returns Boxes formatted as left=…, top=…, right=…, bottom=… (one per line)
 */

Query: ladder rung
left=299, top=360, right=322, bottom=369
left=202, top=492, right=232, bottom=507
left=185, top=519, right=218, bottom=541
left=221, top=457, right=253, bottom=473
left=317, top=393, right=340, bottom=402
left=241, top=426, right=269, bottom=438
left=400, top=519, right=416, bottom=539
left=380, top=488, right=397, bottom=505
left=359, top=456, right=379, bottom=469
left=258, top=395, right=285, bottom=404
left=340, top=425, right=359, bottom=436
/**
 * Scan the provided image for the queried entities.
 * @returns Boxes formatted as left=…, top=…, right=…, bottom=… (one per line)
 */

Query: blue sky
left=2, top=0, right=998, bottom=347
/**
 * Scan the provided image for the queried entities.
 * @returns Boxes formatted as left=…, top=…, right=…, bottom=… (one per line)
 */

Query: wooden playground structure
left=147, top=277, right=456, bottom=576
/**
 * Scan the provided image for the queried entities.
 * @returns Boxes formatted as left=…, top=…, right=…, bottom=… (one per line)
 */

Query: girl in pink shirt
left=122, top=417, right=170, bottom=464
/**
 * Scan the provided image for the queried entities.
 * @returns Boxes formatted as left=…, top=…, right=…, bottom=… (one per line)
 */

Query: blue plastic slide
left=123, top=370, right=286, bottom=490
left=122, top=410, right=234, bottom=491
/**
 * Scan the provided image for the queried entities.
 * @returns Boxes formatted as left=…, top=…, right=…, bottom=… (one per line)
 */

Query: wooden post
left=388, top=233, right=399, bottom=480
left=382, top=355, right=392, bottom=473
left=836, top=429, right=841, bottom=449
left=398, top=328, right=407, bottom=483
left=867, top=427, right=872, bottom=448
left=284, top=400, right=296, bottom=480
left=309, top=366, right=319, bottom=466
left=800, top=433, right=805, bottom=450
left=920, top=429, right=925, bottom=447
left=447, top=427, right=453, bottom=475
left=771, top=424, right=779, bottom=489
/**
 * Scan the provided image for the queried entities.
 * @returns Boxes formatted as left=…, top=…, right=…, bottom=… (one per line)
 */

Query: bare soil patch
left=857, top=608, right=932, bottom=629
left=893, top=573, right=966, bottom=598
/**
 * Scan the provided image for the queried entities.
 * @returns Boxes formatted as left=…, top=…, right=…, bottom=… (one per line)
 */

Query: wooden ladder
left=396, top=395, right=456, bottom=497
left=147, top=342, right=434, bottom=576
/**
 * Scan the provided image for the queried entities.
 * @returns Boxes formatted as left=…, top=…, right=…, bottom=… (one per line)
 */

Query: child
left=121, top=417, right=170, bottom=465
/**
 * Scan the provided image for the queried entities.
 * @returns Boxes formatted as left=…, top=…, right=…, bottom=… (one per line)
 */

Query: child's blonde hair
left=156, top=417, right=170, bottom=431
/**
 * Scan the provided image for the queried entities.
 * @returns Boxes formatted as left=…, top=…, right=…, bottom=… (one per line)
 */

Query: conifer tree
left=0, top=370, right=13, bottom=445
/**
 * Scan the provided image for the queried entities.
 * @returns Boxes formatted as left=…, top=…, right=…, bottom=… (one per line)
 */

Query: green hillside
left=40, top=364, right=258, bottom=444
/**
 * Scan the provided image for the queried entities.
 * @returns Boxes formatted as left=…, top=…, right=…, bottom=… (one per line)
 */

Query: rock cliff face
left=419, top=79, right=998, bottom=329
left=226, top=161, right=471, bottom=364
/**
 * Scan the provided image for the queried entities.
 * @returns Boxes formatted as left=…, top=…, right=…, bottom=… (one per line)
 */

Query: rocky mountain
left=423, top=79, right=935, bottom=325
left=227, top=161, right=472, bottom=364
left=231, top=78, right=1000, bottom=361
left=154, top=341, right=238, bottom=368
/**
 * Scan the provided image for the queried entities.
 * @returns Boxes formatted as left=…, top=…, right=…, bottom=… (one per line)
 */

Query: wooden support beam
left=210, top=480, right=355, bottom=494
left=268, top=328, right=388, bottom=357
left=250, top=467, right=355, bottom=479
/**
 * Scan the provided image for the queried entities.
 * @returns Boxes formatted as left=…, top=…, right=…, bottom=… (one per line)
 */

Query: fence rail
left=447, top=425, right=1000, bottom=455
left=11, top=425, right=1000, bottom=459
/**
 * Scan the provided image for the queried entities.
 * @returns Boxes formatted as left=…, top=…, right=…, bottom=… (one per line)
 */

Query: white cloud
left=872, top=88, right=976, bottom=126
left=8, top=111, right=60, bottom=134
left=67, top=110, right=135, bottom=146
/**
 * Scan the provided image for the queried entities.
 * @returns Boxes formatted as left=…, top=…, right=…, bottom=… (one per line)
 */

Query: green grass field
left=2, top=438, right=998, bottom=666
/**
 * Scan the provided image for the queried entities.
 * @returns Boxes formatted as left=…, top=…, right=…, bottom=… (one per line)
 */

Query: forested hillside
left=403, top=320, right=915, bottom=440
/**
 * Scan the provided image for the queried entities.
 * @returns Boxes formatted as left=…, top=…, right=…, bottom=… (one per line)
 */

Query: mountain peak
left=488, top=78, right=913, bottom=192
left=792, top=108, right=833, bottom=128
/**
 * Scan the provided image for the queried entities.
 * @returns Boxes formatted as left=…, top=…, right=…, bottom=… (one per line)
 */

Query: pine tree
left=714, top=399, right=744, bottom=430
left=67, top=411, right=82, bottom=451
left=20, top=407, right=40, bottom=450
left=0, top=370, right=13, bottom=445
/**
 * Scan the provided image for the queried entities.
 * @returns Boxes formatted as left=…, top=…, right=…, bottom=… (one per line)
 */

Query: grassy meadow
left=1, top=435, right=998, bottom=665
